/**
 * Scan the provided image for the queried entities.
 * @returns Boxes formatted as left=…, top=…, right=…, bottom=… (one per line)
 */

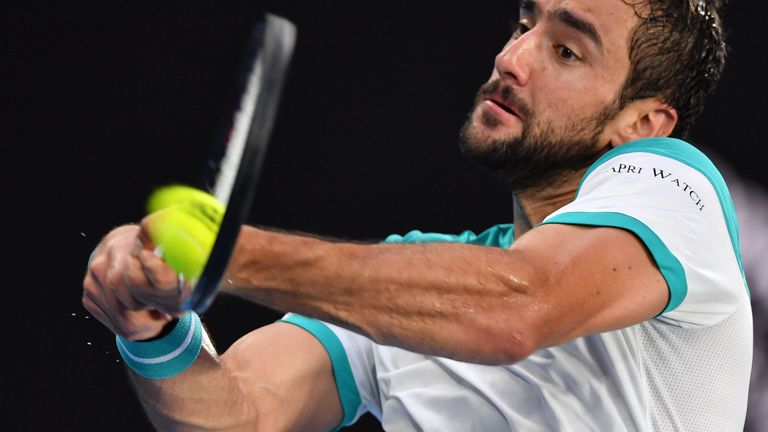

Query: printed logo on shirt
left=609, top=163, right=705, bottom=212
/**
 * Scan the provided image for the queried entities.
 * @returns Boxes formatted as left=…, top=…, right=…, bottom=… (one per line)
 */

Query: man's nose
left=494, top=33, right=534, bottom=87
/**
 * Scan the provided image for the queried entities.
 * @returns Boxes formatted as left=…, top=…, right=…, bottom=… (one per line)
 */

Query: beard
left=459, top=79, right=620, bottom=193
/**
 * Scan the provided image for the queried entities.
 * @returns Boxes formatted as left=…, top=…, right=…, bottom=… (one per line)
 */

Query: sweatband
left=115, top=311, right=203, bottom=379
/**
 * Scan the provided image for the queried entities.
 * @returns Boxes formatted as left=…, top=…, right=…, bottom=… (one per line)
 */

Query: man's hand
left=82, top=224, right=346, bottom=432
left=82, top=222, right=187, bottom=341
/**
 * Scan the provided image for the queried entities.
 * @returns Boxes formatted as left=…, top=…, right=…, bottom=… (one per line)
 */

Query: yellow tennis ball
left=145, top=185, right=225, bottom=281
left=147, top=184, right=224, bottom=216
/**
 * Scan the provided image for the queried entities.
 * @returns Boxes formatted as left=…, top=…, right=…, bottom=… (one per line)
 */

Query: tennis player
left=83, top=0, right=752, bottom=430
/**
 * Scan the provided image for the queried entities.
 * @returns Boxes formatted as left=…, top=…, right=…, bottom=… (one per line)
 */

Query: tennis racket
left=181, top=13, right=296, bottom=313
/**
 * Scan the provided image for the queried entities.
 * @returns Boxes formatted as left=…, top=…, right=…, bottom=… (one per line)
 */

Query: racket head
left=183, top=13, right=296, bottom=313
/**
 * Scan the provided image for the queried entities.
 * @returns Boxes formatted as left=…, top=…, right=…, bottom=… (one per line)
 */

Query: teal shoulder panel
left=579, top=137, right=747, bottom=296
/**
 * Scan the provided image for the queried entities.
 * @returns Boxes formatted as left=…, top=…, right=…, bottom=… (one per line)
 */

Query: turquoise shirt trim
left=542, top=212, right=686, bottom=314
left=278, top=224, right=514, bottom=429
left=581, top=137, right=748, bottom=296
left=279, top=314, right=362, bottom=431
left=384, top=223, right=515, bottom=248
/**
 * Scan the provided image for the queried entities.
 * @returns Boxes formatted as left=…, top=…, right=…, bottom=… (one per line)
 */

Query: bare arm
left=129, top=323, right=342, bottom=432
left=223, top=223, right=669, bottom=364
left=83, top=225, right=343, bottom=432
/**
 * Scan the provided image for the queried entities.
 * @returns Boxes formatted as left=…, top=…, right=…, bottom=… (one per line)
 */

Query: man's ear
left=604, top=99, right=678, bottom=147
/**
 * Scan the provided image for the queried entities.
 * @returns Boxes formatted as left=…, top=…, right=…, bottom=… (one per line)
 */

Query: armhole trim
left=542, top=211, right=687, bottom=315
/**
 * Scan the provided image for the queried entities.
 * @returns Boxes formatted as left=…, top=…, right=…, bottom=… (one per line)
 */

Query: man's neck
left=512, top=169, right=585, bottom=239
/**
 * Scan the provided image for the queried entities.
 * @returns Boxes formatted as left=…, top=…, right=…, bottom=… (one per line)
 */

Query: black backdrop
left=5, top=1, right=766, bottom=431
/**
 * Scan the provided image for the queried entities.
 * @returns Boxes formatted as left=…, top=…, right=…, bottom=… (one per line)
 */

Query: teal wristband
left=115, top=311, right=203, bottom=380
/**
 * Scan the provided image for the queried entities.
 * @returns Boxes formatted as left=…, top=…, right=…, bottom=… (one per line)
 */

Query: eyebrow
left=548, top=8, right=604, bottom=52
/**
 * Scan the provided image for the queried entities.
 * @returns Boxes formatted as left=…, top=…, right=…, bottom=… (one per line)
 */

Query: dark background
left=5, top=1, right=766, bottom=431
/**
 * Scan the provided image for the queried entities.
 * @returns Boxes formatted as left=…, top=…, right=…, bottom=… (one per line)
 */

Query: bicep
left=221, top=322, right=343, bottom=432
left=512, top=223, right=669, bottom=348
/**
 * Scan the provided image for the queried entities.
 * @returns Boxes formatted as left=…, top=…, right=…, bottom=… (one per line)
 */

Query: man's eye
left=557, top=45, right=579, bottom=61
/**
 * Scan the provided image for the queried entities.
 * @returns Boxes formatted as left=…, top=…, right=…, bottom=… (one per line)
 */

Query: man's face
left=460, top=0, right=638, bottom=191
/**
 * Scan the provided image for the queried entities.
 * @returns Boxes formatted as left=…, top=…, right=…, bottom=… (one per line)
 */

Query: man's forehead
left=519, top=0, right=639, bottom=25
left=519, top=0, right=639, bottom=51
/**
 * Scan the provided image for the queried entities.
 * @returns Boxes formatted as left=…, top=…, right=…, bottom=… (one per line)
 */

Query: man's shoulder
left=577, top=137, right=731, bottom=207
left=585, top=137, right=718, bottom=181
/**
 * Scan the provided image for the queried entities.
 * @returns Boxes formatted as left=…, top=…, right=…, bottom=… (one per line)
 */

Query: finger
left=120, top=252, right=155, bottom=311
left=85, top=271, right=173, bottom=340
left=87, top=259, right=160, bottom=337
left=137, top=249, right=178, bottom=290
left=83, top=295, right=117, bottom=335
left=135, top=249, right=186, bottom=313
left=107, top=292, right=172, bottom=341
left=84, top=270, right=134, bottom=338
left=86, top=244, right=100, bottom=272
left=82, top=224, right=173, bottom=338
left=124, top=234, right=174, bottom=311
left=102, top=249, right=143, bottom=312
left=83, top=280, right=122, bottom=336
left=113, top=301, right=173, bottom=341
left=86, top=246, right=106, bottom=282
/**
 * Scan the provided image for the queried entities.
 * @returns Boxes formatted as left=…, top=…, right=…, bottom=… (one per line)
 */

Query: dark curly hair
left=618, top=0, right=728, bottom=138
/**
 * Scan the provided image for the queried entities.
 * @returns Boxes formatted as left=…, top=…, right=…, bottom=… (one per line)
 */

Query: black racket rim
left=184, top=13, right=296, bottom=313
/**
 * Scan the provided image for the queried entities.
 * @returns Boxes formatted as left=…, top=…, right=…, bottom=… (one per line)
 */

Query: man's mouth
left=485, top=95, right=522, bottom=119
left=482, top=96, right=523, bottom=123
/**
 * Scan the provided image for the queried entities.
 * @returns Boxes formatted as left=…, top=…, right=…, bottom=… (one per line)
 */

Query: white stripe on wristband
left=115, top=311, right=204, bottom=379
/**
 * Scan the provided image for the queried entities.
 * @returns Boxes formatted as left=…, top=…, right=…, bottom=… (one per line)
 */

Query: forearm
left=127, top=331, right=259, bottom=431
left=224, top=226, right=538, bottom=364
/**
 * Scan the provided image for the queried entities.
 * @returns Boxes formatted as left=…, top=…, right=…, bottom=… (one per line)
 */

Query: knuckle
left=105, top=268, right=122, bottom=289
left=82, top=276, right=95, bottom=294
left=81, top=294, right=96, bottom=312
left=86, top=259, right=105, bottom=284
left=124, top=271, right=146, bottom=294
left=116, top=293, right=140, bottom=312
